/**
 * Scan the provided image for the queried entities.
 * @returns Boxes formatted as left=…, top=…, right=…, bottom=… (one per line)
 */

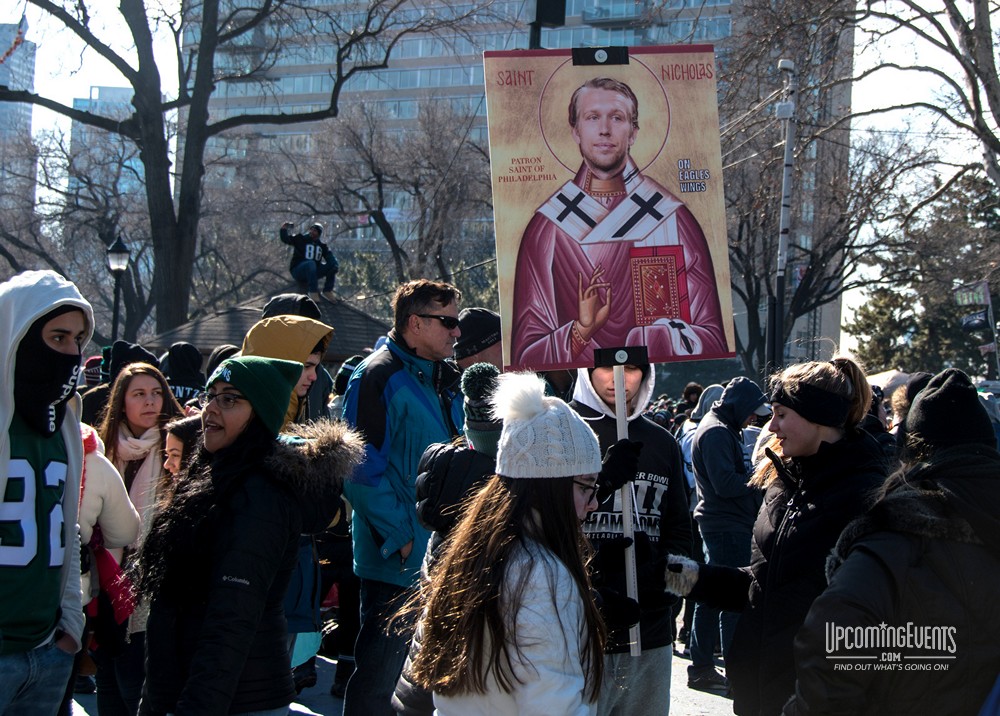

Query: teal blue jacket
left=342, top=333, right=463, bottom=587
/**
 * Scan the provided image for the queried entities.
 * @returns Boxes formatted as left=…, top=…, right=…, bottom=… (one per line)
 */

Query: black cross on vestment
left=556, top=192, right=597, bottom=227
left=613, top=192, right=665, bottom=238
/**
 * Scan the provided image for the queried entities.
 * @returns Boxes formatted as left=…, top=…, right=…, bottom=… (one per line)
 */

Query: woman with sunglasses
left=406, top=372, right=606, bottom=714
left=135, top=356, right=364, bottom=716
left=95, top=361, right=182, bottom=716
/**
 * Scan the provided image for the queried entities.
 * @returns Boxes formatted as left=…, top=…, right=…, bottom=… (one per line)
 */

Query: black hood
left=109, top=340, right=159, bottom=382
left=261, top=293, right=322, bottom=320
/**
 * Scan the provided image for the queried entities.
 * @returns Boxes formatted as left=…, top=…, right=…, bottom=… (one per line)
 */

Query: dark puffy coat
left=731, top=431, right=887, bottom=715
left=783, top=444, right=1000, bottom=716
left=414, top=439, right=495, bottom=556
left=393, top=620, right=433, bottom=716
left=691, top=430, right=887, bottom=715
left=393, top=439, right=496, bottom=716
left=139, top=420, right=363, bottom=716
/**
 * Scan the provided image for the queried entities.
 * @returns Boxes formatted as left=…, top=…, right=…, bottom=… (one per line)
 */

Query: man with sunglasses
left=340, top=279, right=464, bottom=715
left=570, top=362, right=693, bottom=715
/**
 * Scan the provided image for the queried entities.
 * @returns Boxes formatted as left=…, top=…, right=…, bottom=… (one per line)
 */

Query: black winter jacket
left=139, top=420, right=363, bottom=716
left=393, top=439, right=496, bottom=716
left=414, top=439, right=496, bottom=557
left=783, top=444, right=1000, bottom=716
left=690, top=430, right=887, bottom=715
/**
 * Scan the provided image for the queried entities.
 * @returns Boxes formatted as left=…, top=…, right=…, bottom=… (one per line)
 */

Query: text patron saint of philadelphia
left=825, top=621, right=957, bottom=672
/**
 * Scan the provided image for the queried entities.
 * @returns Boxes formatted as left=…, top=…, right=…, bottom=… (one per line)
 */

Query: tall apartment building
left=197, top=0, right=849, bottom=362
left=0, top=20, right=37, bottom=211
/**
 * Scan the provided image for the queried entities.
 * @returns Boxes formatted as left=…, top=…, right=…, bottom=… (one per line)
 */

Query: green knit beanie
left=206, top=356, right=302, bottom=437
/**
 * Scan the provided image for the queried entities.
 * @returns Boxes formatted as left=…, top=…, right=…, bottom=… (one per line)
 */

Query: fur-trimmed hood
left=135, top=418, right=365, bottom=600
left=271, top=418, right=365, bottom=534
left=827, top=444, right=1000, bottom=581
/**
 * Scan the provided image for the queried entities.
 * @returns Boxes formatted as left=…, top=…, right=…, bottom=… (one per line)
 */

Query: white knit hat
left=492, top=372, right=602, bottom=478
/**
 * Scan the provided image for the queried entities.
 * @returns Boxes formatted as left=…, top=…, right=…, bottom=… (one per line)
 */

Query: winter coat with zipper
left=342, top=331, right=463, bottom=588
left=570, top=365, right=692, bottom=652
left=139, top=419, right=364, bottom=716
left=689, top=429, right=887, bottom=715
left=783, top=444, right=1000, bottom=716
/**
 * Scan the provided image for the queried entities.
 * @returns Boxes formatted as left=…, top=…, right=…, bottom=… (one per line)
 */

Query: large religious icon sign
left=485, top=46, right=736, bottom=372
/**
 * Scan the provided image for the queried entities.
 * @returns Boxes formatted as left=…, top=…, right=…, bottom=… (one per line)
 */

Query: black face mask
left=14, top=312, right=84, bottom=437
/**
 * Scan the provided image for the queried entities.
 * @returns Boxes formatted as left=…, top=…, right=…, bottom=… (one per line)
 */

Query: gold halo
left=538, top=56, right=670, bottom=173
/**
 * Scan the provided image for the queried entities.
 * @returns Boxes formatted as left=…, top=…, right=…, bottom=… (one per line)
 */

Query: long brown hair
left=97, top=362, right=183, bottom=467
left=750, top=356, right=871, bottom=489
left=408, top=474, right=605, bottom=701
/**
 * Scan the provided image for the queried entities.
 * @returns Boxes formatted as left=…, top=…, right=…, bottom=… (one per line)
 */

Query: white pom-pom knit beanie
left=492, top=372, right=602, bottom=478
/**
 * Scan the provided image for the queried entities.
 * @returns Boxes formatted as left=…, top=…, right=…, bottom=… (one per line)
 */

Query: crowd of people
left=2, top=267, right=1000, bottom=716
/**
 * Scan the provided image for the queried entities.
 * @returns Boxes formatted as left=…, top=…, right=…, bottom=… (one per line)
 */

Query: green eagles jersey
left=0, top=412, right=69, bottom=654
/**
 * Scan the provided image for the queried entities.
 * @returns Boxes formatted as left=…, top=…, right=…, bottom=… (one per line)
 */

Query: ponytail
left=830, top=357, right=871, bottom=429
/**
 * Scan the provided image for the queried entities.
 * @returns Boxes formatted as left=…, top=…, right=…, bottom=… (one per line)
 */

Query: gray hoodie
left=692, top=377, right=767, bottom=533
left=0, top=271, right=94, bottom=652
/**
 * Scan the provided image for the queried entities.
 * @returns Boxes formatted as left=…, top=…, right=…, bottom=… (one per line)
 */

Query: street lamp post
left=106, top=235, right=130, bottom=342
left=765, top=59, right=797, bottom=374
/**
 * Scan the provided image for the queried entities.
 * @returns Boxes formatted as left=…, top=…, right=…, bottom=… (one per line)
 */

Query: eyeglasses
left=414, top=314, right=460, bottom=330
left=197, top=391, right=247, bottom=410
left=574, top=480, right=599, bottom=502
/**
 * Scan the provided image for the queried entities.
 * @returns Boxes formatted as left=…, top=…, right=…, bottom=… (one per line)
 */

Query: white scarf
left=115, top=424, right=163, bottom=549
left=115, top=424, right=163, bottom=633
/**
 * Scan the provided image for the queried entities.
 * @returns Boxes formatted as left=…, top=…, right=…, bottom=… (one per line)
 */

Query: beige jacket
left=78, top=425, right=141, bottom=602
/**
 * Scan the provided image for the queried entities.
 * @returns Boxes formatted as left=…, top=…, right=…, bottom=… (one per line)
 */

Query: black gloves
left=592, top=532, right=677, bottom=613
left=596, top=439, right=643, bottom=502
left=593, top=535, right=634, bottom=583
left=593, top=587, right=641, bottom=630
